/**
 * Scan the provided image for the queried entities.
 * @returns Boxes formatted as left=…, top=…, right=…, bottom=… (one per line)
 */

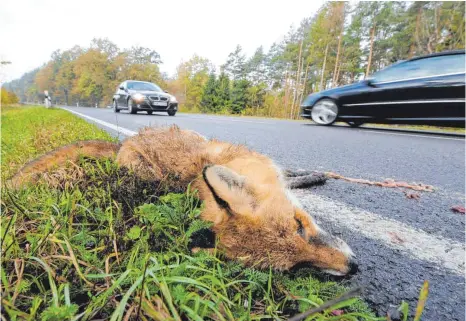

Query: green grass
left=1, top=106, right=427, bottom=321
left=1, top=106, right=116, bottom=180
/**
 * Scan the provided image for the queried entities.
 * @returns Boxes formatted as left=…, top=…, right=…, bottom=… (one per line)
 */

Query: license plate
left=152, top=102, right=167, bottom=107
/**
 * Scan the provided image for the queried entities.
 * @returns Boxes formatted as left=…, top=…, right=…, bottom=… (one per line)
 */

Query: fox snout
left=307, top=229, right=358, bottom=276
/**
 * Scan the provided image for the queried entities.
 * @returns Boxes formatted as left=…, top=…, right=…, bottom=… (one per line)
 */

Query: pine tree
left=200, top=73, right=220, bottom=113
left=230, top=79, right=250, bottom=114
left=222, top=45, right=247, bottom=80
left=218, top=72, right=231, bottom=111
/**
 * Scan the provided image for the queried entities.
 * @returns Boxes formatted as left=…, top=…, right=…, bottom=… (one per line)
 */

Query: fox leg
left=7, top=140, right=121, bottom=189
left=284, top=169, right=328, bottom=189
left=283, top=169, right=318, bottom=177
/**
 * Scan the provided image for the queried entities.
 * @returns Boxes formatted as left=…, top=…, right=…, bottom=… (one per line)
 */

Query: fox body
left=10, top=125, right=357, bottom=275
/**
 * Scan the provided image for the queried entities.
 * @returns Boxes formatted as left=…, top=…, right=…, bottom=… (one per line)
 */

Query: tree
left=90, top=38, right=119, bottom=59
left=1, top=88, right=19, bottom=105
left=222, top=45, right=247, bottom=80
left=72, top=49, right=112, bottom=106
left=200, top=73, right=221, bottom=113
left=126, top=46, right=162, bottom=65
left=217, top=72, right=231, bottom=111
left=230, top=79, right=250, bottom=114
left=246, top=46, right=268, bottom=84
left=173, top=55, right=215, bottom=110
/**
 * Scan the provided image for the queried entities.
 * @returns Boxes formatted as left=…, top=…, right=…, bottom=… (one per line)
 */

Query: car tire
left=147, top=111, right=153, bottom=115
left=167, top=110, right=176, bottom=116
left=311, top=99, right=339, bottom=126
left=113, top=100, right=120, bottom=113
left=128, top=98, right=137, bottom=114
left=347, top=121, right=363, bottom=128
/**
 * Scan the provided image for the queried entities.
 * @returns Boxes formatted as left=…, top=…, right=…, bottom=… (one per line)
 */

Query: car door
left=336, top=62, right=416, bottom=120
left=361, top=60, right=429, bottom=119
left=117, top=82, right=128, bottom=107
left=411, top=53, right=465, bottom=119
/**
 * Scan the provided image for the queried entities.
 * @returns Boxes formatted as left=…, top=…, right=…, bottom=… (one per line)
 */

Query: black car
left=300, top=50, right=465, bottom=128
left=113, top=80, right=178, bottom=116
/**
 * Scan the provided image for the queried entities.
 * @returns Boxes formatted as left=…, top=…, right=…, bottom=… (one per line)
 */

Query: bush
left=1, top=88, right=19, bottom=105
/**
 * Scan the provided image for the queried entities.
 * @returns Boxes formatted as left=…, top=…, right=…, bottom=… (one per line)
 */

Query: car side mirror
left=119, top=86, right=125, bottom=90
left=366, top=78, right=376, bottom=87
left=164, top=90, right=169, bottom=93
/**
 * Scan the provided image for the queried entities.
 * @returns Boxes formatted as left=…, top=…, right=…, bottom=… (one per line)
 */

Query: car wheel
left=311, top=99, right=338, bottom=125
left=128, top=98, right=137, bottom=114
left=347, top=121, right=363, bottom=128
left=113, top=100, right=120, bottom=113
left=167, top=110, right=176, bottom=116
left=147, top=111, right=153, bottom=115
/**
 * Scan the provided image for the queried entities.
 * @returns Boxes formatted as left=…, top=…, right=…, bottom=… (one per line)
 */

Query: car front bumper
left=300, top=105, right=313, bottom=119
left=134, top=100, right=178, bottom=112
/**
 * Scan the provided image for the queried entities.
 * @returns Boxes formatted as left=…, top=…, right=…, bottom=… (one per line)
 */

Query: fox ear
left=203, top=165, right=255, bottom=215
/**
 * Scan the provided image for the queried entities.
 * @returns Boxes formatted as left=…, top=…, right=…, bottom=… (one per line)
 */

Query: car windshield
left=127, top=81, right=162, bottom=92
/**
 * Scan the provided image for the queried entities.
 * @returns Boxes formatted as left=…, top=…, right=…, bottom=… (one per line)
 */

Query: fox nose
left=348, top=258, right=359, bottom=275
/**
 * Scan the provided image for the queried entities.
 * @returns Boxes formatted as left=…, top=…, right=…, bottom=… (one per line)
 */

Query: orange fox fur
left=9, top=125, right=356, bottom=275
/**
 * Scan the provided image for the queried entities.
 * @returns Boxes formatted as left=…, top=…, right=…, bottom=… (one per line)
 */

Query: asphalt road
left=63, top=106, right=465, bottom=320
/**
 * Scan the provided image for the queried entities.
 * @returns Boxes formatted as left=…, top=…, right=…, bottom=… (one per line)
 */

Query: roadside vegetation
left=2, top=106, right=385, bottom=320
left=4, top=2, right=464, bottom=120
left=1, top=88, right=19, bottom=106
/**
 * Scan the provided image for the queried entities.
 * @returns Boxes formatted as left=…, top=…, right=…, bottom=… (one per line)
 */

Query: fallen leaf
left=451, top=206, right=465, bottom=214
left=388, top=232, right=405, bottom=244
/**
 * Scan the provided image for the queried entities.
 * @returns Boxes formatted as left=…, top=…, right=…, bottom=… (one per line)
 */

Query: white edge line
left=63, top=108, right=137, bottom=136
left=363, top=129, right=464, bottom=141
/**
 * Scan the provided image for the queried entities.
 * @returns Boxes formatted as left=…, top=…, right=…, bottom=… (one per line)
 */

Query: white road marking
left=363, top=129, right=464, bottom=141
left=63, top=108, right=137, bottom=136
left=294, top=190, right=465, bottom=275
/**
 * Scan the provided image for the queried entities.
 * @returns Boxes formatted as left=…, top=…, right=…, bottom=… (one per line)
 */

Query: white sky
left=0, top=0, right=325, bottom=83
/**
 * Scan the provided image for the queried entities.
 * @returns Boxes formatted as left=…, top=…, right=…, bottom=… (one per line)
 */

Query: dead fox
left=9, top=125, right=357, bottom=275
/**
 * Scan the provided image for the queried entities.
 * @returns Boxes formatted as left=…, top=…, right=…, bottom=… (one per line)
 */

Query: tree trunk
left=333, top=32, right=343, bottom=87
left=284, top=65, right=291, bottom=116
left=320, top=43, right=329, bottom=91
left=297, top=63, right=310, bottom=113
left=64, top=89, right=69, bottom=106
left=291, top=41, right=303, bottom=119
left=414, top=6, right=422, bottom=54
left=365, top=24, right=376, bottom=78
left=335, top=63, right=341, bottom=86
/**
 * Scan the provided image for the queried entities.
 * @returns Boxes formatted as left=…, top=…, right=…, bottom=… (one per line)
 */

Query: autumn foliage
left=0, top=88, right=19, bottom=106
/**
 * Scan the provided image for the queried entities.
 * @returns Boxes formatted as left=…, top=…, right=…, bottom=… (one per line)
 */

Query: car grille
left=149, top=95, right=169, bottom=101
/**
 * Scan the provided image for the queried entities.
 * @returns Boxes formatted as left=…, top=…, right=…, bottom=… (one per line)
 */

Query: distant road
left=63, top=106, right=465, bottom=321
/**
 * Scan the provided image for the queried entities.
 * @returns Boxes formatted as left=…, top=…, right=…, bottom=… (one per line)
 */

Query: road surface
left=63, top=106, right=465, bottom=320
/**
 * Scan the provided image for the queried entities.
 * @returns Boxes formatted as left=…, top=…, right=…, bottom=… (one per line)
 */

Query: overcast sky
left=0, top=0, right=325, bottom=83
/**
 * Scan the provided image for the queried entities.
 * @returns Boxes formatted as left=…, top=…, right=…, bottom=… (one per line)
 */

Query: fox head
left=201, top=165, right=358, bottom=276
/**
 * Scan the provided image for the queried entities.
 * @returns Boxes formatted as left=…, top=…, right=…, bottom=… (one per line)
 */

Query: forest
left=4, top=1, right=465, bottom=118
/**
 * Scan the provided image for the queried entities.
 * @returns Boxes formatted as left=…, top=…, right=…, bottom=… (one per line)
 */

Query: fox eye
left=295, top=218, right=305, bottom=238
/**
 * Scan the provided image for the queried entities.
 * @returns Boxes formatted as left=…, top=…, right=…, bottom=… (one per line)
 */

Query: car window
left=373, top=54, right=465, bottom=83
left=127, top=81, right=162, bottom=92
left=416, top=54, right=465, bottom=76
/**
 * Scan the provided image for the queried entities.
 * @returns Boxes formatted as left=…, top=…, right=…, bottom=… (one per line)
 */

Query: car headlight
left=133, top=93, right=145, bottom=102
left=169, top=95, right=178, bottom=103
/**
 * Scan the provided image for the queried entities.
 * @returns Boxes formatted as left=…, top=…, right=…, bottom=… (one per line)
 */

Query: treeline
left=5, top=39, right=165, bottom=107
left=4, top=1, right=465, bottom=118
